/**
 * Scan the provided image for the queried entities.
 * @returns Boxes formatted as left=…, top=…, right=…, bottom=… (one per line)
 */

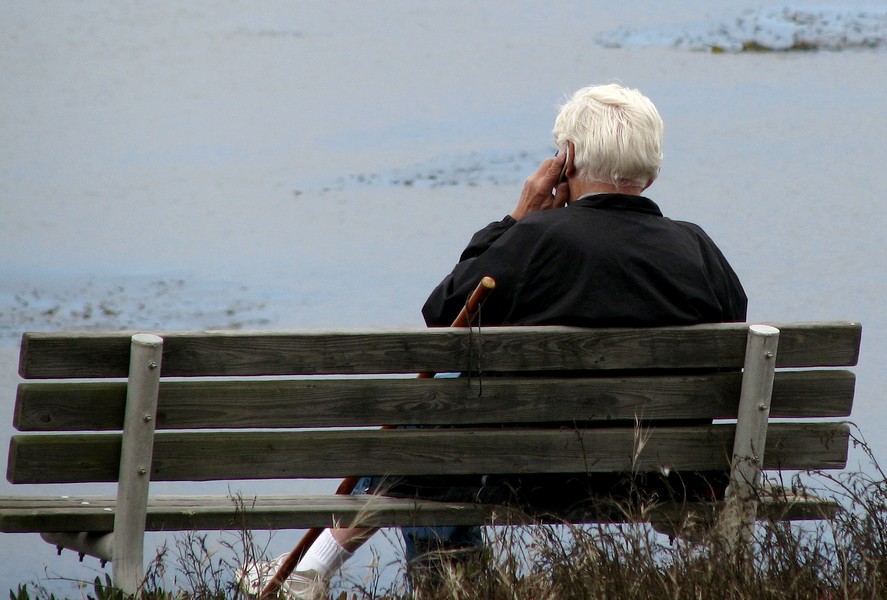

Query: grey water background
left=2, top=1, right=887, bottom=594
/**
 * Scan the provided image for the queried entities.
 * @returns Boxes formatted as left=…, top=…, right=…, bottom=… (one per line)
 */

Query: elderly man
left=242, top=83, right=747, bottom=598
left=423, top=83, right=745, bottom=328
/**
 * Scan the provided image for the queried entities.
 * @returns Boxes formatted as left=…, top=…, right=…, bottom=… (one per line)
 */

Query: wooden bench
left=1, top=321, right=861, bottom=593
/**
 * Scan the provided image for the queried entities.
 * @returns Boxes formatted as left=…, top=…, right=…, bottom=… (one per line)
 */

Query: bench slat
left=0, top=493, right=841, bottom=534
left=14, top=370, right=855, bottom=432
left=7, top=423, right=849, bottom=484
left=19, top=322, right=862, bottom=379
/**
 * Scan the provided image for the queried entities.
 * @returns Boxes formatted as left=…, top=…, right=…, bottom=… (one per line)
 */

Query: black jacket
left=423, top=193, right=747, bottom=327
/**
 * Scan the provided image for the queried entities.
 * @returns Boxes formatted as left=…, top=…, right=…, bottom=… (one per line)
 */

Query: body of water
left=2, top=1, right=886, bottom=595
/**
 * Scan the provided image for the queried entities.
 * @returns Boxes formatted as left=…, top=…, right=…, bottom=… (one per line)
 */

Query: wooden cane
left=258, top=276, right=496, bottom=598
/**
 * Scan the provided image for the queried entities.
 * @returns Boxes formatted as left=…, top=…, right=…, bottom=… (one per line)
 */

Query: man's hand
left=510, top=153, right=570, bottom=221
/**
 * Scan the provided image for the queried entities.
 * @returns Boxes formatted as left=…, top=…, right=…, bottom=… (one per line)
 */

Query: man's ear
left=566, top=141, right=577, bottom=176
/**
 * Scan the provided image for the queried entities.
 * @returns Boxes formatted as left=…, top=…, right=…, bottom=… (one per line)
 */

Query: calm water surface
left=2, top=1, right=886, bottom=594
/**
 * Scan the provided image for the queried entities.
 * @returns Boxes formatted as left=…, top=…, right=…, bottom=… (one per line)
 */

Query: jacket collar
left=572, top=193, right=663, bottom=217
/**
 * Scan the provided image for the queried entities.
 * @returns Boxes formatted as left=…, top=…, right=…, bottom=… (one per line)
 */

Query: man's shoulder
left=667, top=218, right=718, bottom=242
left=519, top=205, right=584, bottom=228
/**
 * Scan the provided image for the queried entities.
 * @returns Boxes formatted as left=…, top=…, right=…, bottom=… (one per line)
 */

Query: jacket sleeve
left=422, top=216, right=518, bottom=326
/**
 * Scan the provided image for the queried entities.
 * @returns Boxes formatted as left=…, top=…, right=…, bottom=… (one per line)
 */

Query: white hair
left=552, top=84, right=664, bottom=190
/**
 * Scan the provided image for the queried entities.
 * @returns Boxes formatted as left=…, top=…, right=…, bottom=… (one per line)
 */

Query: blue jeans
left=351, top=476, right=484, bottom=564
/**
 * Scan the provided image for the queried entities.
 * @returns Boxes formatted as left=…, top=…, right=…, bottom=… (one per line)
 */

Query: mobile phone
left=557, top=147, right=569, bottom=184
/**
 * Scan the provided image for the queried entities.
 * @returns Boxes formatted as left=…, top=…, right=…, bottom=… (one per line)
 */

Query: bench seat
left=0, top=488, right=840, bottom=535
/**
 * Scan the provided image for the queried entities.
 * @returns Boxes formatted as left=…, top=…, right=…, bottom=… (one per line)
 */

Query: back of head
left=553, top=83, right=664, bottom=190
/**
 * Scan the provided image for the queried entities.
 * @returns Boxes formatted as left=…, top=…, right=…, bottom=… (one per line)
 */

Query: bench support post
left=112, top=334, right=163, bottom=595
left=718, top=324, right=779, bottom=551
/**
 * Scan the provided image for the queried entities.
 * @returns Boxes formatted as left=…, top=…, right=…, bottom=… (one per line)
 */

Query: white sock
left=295, top=529, right=353, bottom=577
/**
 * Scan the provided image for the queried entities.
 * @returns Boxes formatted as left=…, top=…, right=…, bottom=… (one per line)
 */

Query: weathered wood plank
left=13, top=370, right=856, bottom=432
left=7, top=423, right=849, bottom=484
left=0, top=495, right=492, bottom=533
left=19, top=322, right=862, bottom=379
left=0, top=493, right=840, bottom=533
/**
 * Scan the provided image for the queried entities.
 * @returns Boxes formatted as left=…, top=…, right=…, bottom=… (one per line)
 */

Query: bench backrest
left=9, top=322, right=860, bottom=486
